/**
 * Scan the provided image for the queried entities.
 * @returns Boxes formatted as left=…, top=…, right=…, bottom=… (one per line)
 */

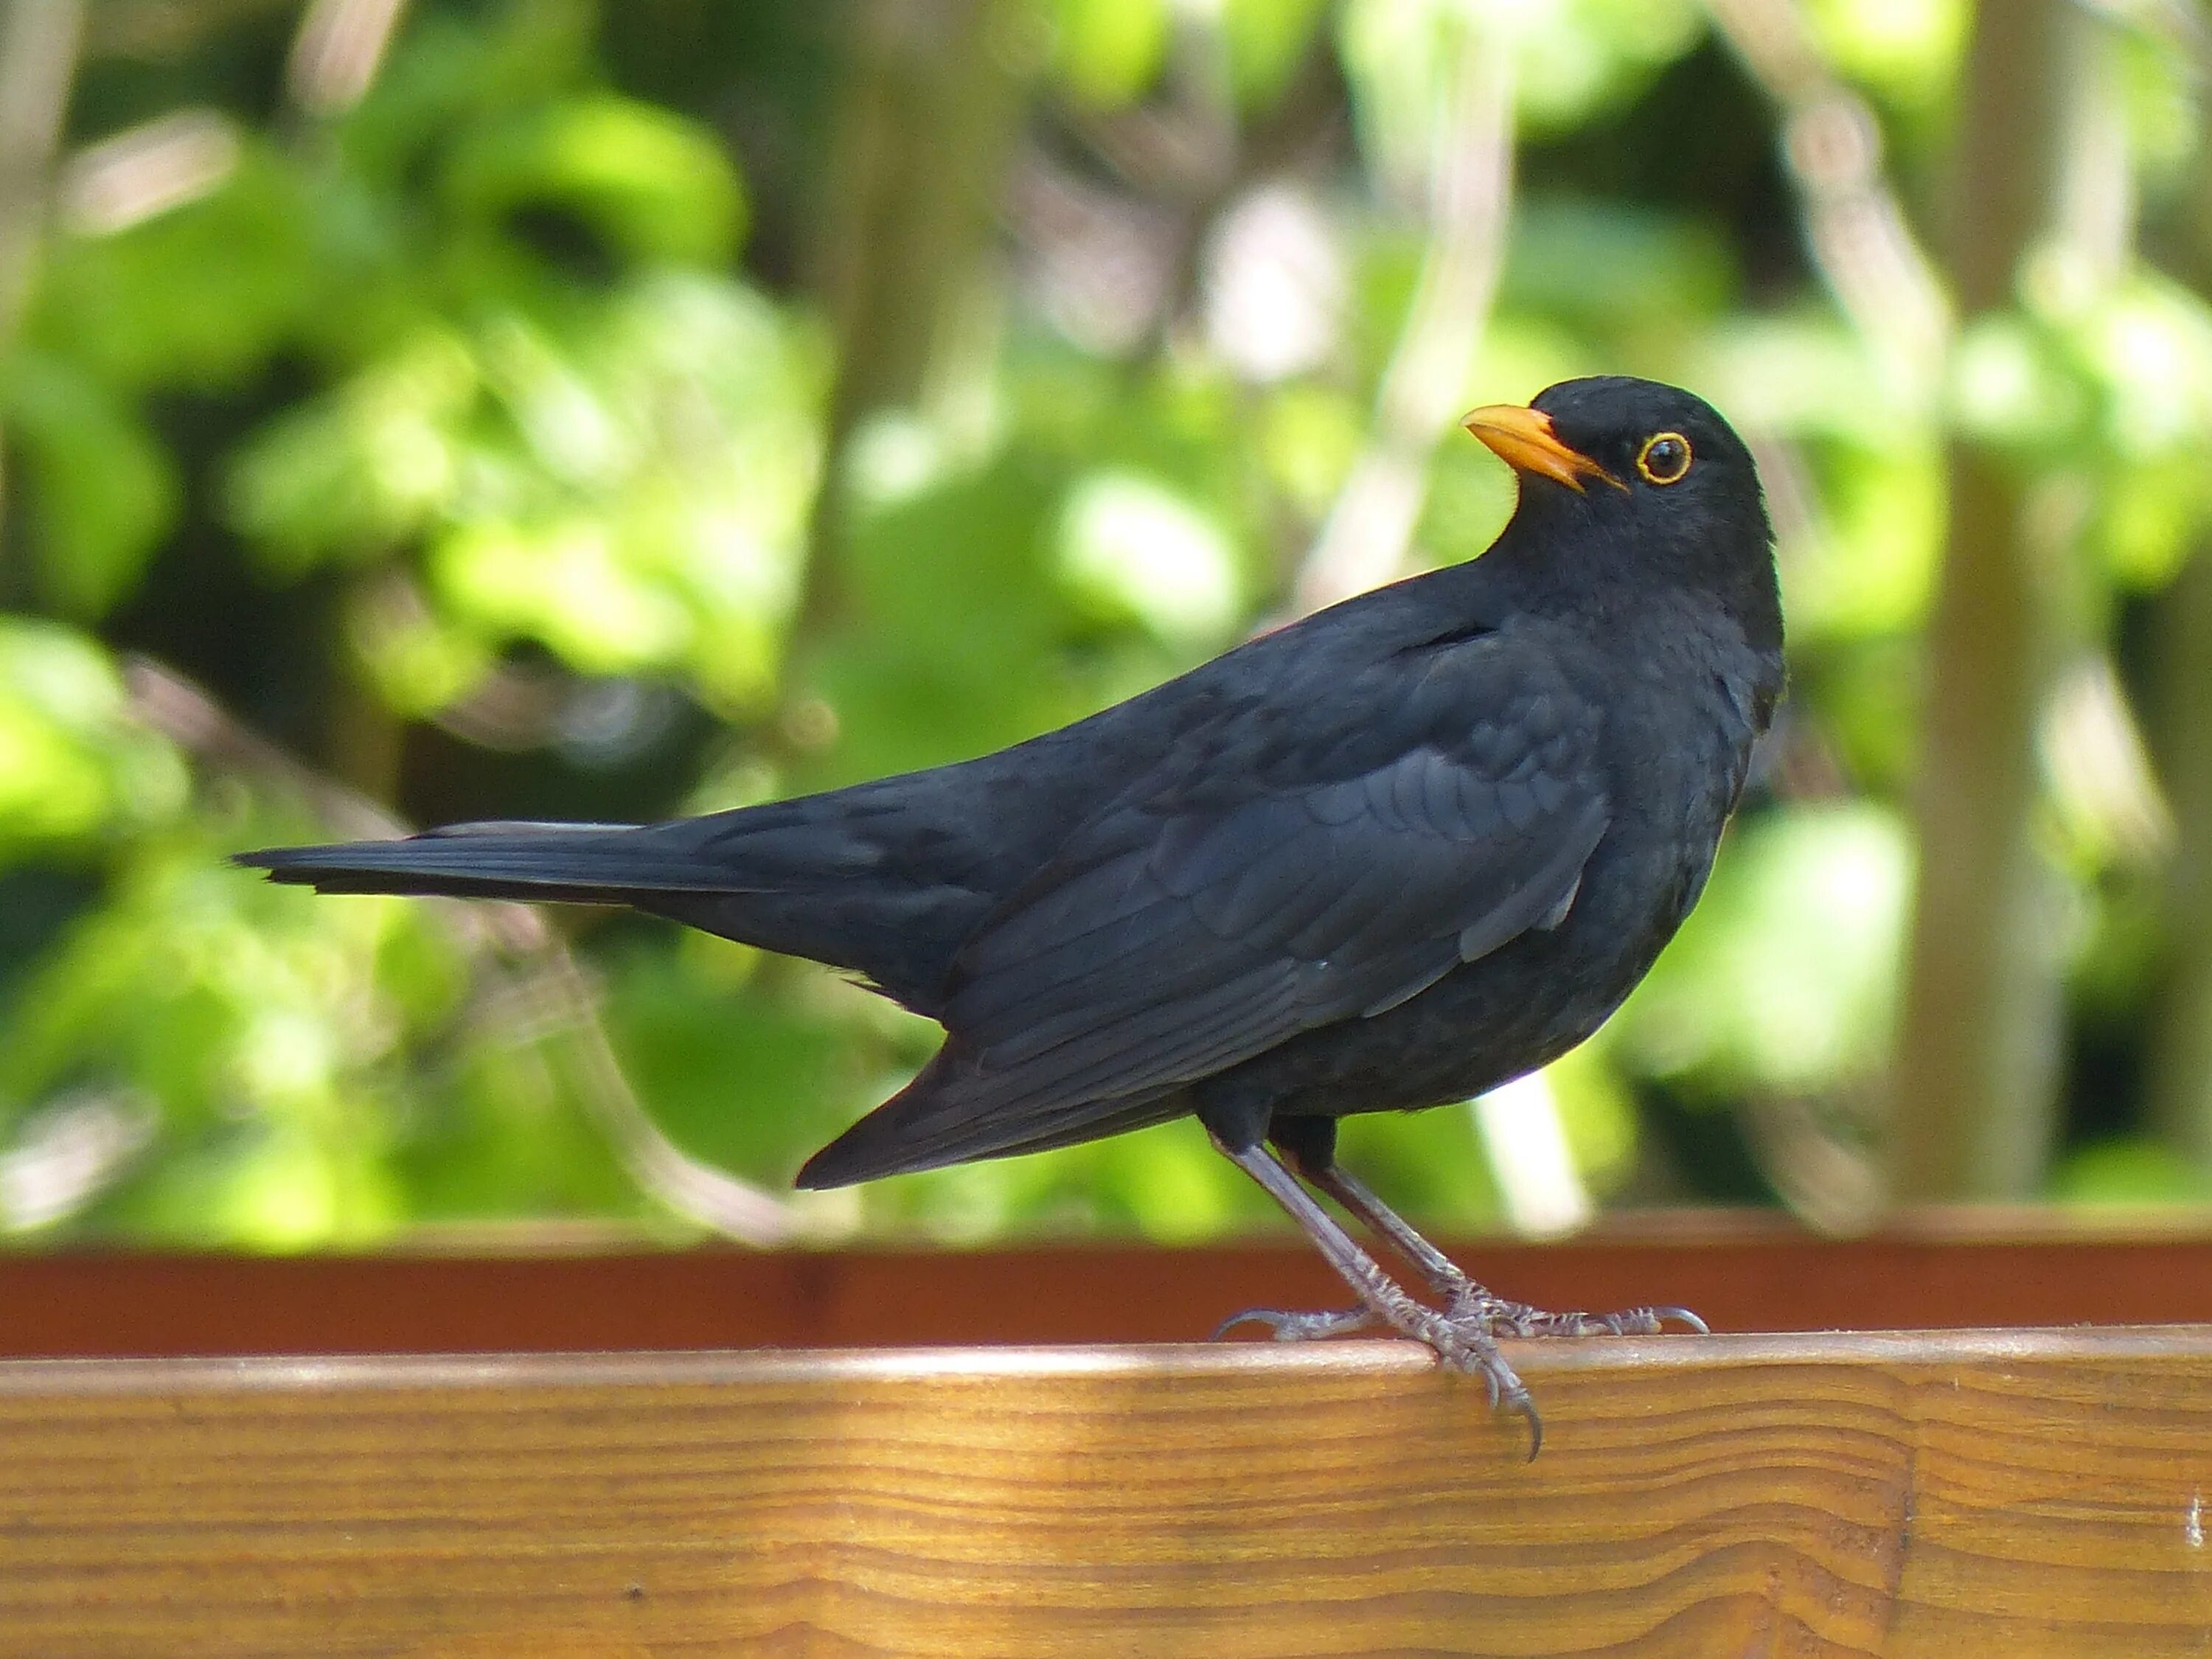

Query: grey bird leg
left=1271, top=1115, right=1707, bottom=1340
left=1209, top=1134, right=1545, bottom=1455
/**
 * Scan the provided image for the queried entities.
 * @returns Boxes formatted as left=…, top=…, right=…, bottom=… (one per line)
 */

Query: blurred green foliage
left=0, top=0, right=2207, bottom=1248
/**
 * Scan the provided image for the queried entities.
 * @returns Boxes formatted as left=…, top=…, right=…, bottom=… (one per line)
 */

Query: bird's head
left=1462, top=376, right=1779, bottom=650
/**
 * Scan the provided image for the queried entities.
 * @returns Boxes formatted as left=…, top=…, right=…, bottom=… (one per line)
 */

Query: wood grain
left=2, top=1330, right=2211, bottom=1656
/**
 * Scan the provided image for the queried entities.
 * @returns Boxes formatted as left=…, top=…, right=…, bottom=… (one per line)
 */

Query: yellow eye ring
left=1636, top=431, right=1692, bottom=486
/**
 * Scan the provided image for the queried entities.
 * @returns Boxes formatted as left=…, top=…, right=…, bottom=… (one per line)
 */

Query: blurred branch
left=1292, top=13, right=1512, bottom=614
left=1043, top=27, right=1341, bottom=358
left=286, top=0, right=408, bottom=117
left=1888, top=0, right=2092, bottom=1201
left=2143, top=116, right=2212, bottom=1169
left=527, top=950, right=813, bottom=1248
left=0, top=1086, right=156, bottom=1231
left=127, top=655, right=408, bottom=841
left=82, top=0, right=289, bottom=60
left=2077, top=0, right=2212, bottom=84
left=800, top=0, right=1033, bottom=636
left=125, top=658, right=813, bottom=1248
left=2147, top=552, right=2212, bottom=1165
left=58, top=106, right=237, bottom=235
left=0, top=0, right=80, bottom=347
left=1739, top=1088, right=1882, bottom=1236
left=1703, top=0, right=1951, bottom=386
left=0, top=0, right=83, bottom=608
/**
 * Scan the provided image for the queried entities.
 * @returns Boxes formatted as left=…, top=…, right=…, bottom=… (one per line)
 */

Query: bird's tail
left=240, top=789, right=998, bottom=1007
left=233, top=820, right=747, bottom=906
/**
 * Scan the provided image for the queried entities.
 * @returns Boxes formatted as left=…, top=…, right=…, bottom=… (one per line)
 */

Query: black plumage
left=240, top=376, right=1784, bottom=1447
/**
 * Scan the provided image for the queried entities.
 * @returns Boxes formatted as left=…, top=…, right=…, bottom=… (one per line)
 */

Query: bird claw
left=1212, top=1305, right=1377, bottom=1343
left=1391, top=1302, right=1543, bottom=1457
left=1220, top=1291, right=1543, bottom=1450
left=1441, top=1292, right=1708, bottom=1341
left=1217, top=1287, right=1703, bottom=1458
left=1504, top=1382, right=1543, bottom=1461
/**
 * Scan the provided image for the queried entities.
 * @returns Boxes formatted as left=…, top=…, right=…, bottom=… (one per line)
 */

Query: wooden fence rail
left=10, top=1209, right=2212, bottom=1357
left=4, top=1328, right=2212, bottom=1657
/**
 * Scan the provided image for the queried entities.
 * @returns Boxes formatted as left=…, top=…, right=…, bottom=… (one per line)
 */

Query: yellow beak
left=1461, top=404, right=1622, bottom=493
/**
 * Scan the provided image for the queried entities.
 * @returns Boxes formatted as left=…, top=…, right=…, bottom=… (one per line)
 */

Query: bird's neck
left=1480, top=497, right=1783, bottom=668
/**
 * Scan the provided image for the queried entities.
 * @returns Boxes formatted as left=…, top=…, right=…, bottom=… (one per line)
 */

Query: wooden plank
left=2, top=1330, right=2211, bottom=1656
left=7, top=1211, right=2212, bottom=1356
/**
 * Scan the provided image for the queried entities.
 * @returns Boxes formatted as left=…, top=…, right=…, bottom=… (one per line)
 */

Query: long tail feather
left=233, top=820, right=746, bottom=903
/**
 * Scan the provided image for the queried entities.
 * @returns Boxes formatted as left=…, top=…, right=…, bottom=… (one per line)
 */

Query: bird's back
left=655, top=568, right=1523, bottom=1009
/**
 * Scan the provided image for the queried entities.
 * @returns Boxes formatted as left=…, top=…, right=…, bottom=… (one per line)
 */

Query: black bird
left=240, top=375, right=1783, bottom=1447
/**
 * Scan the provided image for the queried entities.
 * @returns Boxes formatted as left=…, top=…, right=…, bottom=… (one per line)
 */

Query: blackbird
left=240, top=375, right=1783, bottom=1449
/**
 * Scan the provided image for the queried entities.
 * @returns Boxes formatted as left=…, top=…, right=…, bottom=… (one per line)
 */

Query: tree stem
left=1888, top=0, right=2076, bottom=1200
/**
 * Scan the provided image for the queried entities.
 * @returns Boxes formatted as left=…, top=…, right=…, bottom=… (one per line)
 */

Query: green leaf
left=31, top=144, right=320, bottom=391
left=1804, top=0, right=1968, bottom=111
left=1057, top=469, right=1242, bottom=644
left=0, top=621, right=184, bottom=849
left=2, top=355, right=178, bottom=616
left=2052, top=1138, right=2212, bottom=1206
left=1615, top=803, right=1911, bottom=1098
left=1222, top=0, right=1329, bottom=110
left=431, top=515, right=695, bottom=673
left=1050, top=0, right=1170, bottom=108
left=445, top=93, right=746, bottom=266
left=225, top=332, right=478, bottom=573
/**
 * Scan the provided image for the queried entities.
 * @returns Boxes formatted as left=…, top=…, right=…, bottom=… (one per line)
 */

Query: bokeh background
left=0, top=0, right=2208, bottom=1251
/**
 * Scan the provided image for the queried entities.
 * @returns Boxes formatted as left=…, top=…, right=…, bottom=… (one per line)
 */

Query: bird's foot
left=1214, top=1291, right=1704, bottom=1458
left=1212, top=1305, right=1377, bottom=1343
left=1214, top=1292, right=1544, bottom=1454
left=1444, top=1290, right=1708, bottom=1340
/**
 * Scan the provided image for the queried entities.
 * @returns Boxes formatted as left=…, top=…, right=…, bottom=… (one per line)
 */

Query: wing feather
left=799, top=627, right=1613, bottom=1186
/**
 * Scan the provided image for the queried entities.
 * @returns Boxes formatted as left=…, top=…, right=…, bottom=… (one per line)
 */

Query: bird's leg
left=1268, top=1118, right=1470, bottom=1303
left=1208, top=1133, right=1544, bottom=1451
left=1273, top=1115, right=1706, bottom=1341
left=1312, top=1160, right=1701, bottom=1338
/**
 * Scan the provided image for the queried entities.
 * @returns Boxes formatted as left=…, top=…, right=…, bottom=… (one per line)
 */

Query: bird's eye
left=1635, top=432, right=1692, bottom=486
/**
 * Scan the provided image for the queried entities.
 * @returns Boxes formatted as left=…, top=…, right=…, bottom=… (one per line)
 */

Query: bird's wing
left=799, top=628, right=1610, bottom=1184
